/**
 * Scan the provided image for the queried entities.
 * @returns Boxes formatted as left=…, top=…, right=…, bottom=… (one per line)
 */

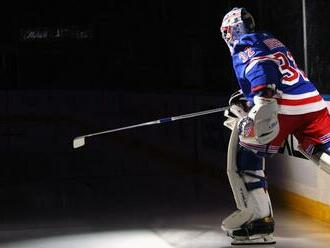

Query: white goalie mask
left=220, top=7, right=255, bottom=53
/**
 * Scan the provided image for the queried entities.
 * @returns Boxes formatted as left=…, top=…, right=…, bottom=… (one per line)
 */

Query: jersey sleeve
left=245, top=60, right=281, bottom=93
left=233, top=33, right=282, bottom=94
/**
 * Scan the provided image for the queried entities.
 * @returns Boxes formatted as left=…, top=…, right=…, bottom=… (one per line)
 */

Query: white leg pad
left=319, top=152, right=330, bottom=174
left=222, top=209, right=254, bottom=231
left=298, top=145, right=330, bottom=175
left=222, top=125, right=272, bottom=231
left=245, top=170, right=273, bottom=219
left=226, top=123, right=249, bottom=210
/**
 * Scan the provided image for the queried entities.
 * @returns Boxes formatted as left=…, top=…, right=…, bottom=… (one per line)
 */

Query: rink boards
left=267, top=96, right=330, bottom=222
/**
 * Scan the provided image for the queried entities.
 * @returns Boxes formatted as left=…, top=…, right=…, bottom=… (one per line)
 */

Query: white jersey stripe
left=278, top=100, right=327, bottom=115
left=245, top=57, right=277, bottom=74
left=279, top=90, right=320, bottom=100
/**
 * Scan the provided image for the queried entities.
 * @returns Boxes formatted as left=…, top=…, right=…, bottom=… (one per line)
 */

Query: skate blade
left=231, top=234, right=276, bottom=246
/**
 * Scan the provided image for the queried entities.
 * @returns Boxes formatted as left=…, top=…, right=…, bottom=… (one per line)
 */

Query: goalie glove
left=228, top=89, right=252, bottom=111
left=224, top=89, right=249, bottom=131
left=224, top=104, right=247, bottom=131
left=229, top=89, right=245, bottom=105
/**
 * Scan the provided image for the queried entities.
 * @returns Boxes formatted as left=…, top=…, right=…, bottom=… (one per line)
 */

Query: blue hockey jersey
left=232, top=32, right=327, bottom=115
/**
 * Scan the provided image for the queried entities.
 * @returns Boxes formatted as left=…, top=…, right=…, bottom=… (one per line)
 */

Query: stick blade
left=73, top=137, right=85, bottom=149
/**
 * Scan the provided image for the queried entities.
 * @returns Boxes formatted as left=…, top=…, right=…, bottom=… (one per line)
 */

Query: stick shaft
left=83, top=106, right=229, bottom=139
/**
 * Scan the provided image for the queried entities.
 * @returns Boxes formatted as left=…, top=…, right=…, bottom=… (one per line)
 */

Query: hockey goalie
left=220, top=7, right=330, bottom=245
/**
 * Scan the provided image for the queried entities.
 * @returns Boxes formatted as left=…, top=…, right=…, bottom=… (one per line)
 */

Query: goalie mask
left=220, top=7, right=255, bottom=53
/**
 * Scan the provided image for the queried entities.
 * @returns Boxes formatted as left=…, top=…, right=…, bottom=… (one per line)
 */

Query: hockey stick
left=73, top=106, right=229, bottom=149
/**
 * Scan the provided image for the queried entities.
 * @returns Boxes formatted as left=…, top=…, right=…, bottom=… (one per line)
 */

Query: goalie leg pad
left=299, top=145, right=330, bottom=174
left=237, top=147, right=272, bottom=221
left=222, top=127, right=273, bottom=232
left=317, top=145, right=330, bottom=174
left=238, top=147, right=268, bottom=192
left=319, top=152, right=330, bottom=174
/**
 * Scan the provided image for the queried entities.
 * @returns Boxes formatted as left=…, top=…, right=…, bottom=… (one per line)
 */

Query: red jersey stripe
left=251, top=84, right=268, bottom=92
left=276, top=95, right=323, bottom=106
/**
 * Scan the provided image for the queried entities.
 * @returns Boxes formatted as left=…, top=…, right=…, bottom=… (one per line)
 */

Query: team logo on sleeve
left=239, top=47, right=255, bottom=63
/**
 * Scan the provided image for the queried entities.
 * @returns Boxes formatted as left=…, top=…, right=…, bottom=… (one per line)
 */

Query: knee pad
left=224, top=127, right=273, bottom=230
left=237, top=147, right=268, bottom=192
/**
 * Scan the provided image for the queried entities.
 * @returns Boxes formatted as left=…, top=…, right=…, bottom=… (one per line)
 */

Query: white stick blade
left=73, top=137, right=85, bottom=149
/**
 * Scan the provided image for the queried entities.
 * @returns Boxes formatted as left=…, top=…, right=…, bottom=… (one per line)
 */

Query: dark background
left=0, top=0, right=311, bottom=91
left=0, top=0, right=329, bottom=223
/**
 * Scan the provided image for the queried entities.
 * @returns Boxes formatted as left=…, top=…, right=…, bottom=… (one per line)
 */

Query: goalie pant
left=240, top=108, right=330, bottom=157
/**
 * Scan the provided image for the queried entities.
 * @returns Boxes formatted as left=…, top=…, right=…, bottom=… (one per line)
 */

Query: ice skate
left=227, top=217, right=276, bottom=246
